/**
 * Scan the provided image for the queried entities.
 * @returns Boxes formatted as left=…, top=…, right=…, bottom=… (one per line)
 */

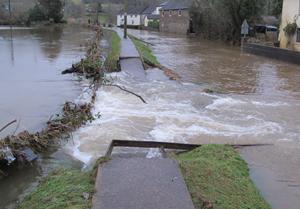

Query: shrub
left=28, top=5, right=47, bottom=22
left=284, top=22, right=297, bottom=36
left=148, top=20, right=159, bottom=29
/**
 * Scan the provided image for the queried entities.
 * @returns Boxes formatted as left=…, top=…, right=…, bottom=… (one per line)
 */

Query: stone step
left=92, top=157, right=195, bottom=209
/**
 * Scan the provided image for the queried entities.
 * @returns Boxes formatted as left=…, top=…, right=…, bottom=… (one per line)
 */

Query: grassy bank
left=16, top=157, right=110, bottom=209
left=176, top=145, right=271, bottom=209
left=129, top=35, right=159, bottom=66
left=16, top=169, right=94, bottom=209
left=130, top=35, right=180, bottom=80
left=104, top=29, right=121, bottom=72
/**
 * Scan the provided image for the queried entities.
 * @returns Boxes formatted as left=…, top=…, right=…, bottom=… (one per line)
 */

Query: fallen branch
left=0, top=120, right=17, bottom=133
left=12, top=118, right=21, bottom=135
left=104, top=84, right=147, bottom=104
left=143, top=58, right=181, bottom=81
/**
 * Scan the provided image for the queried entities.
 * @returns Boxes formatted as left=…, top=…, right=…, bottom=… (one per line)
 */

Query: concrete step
left=92, top=157, right=195, bottom=209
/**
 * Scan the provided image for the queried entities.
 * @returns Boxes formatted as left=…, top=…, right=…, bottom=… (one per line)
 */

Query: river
left=0, top=25, right=94, bottom=208
left=67, top=29, right=300, bottom=209
left=1, top=27, right=300, bottom=209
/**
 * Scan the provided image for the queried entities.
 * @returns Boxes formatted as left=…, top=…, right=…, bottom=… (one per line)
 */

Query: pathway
left=92, top=28, right=195, bottom=209
left=114, top=28, right=146, bottom=81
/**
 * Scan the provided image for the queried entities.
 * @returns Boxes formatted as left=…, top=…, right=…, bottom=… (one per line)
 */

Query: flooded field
left=1, top=26, right=300, bottom=209
left=67, top=29, right=300, bottom=209
left=0, top=26, right=92, bottom=138
left=0, top=25, right=93, bottom=208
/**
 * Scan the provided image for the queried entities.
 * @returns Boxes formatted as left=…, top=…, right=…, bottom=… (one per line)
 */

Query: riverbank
left=130, top=34, right=180, bottom=80
left=16, top=145, right=270, bottom=209
left=16, top=169, right=94, bottom=209
left=176, top=145, right=270, bottom=209
left=16, top=156, right=109, bottom=209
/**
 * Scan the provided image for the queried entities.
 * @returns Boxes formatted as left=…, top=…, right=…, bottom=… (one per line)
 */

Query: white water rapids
left=65, top=68, right=299, bottom=164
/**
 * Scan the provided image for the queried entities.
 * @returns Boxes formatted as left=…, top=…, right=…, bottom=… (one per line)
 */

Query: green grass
left=99, top=14, right=108, bottom=24
left=70, top=0, right=82, bottom=4
left=176, top=145, right=271, bottom=209
left=16, top=169, right=94, bottom=209
left=130, top=35, right=160, bottom=66
left=16, top=157, right=111, bottom=209
left=105, top=29, right=121, bottom=71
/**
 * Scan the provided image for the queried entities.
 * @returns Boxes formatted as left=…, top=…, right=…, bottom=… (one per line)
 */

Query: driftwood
left=61, top=65, right=76, bottom=74
left=0, top=120, right=17, bottom=133
left=105, top=84, right=147, bottom=104
left=12, top=119, right=21, bottom=135
left=143, top=59, right=181, bottom=81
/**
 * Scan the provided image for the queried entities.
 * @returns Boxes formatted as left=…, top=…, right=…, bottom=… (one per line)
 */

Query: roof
left=118, top=6, right=147, bottom=15
left=127, top=6, right=147, bottom=15
left=147, top=14, right=160, bottom=20
left=142, top=4, right=159, bottom=15
left=161, top=1, right=190, bottom=10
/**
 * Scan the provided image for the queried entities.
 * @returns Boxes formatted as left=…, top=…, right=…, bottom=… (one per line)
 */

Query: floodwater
left=0, top=25, right=93, bottom=208
left=67, top=29, right=300, bottom=209
left=0, top=25, right=92, bottom=138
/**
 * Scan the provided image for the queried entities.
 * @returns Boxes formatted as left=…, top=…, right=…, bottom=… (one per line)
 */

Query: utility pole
left=96, top=3, right=100, bottom=25
left=124, top=13, right=127, bottom=38
left=7, top=0, right=14, bottom=64
left=8, top=0, right=12, bottom=26
left=123, top=0, right=128, bottom=38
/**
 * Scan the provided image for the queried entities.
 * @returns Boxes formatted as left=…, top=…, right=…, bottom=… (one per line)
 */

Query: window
left=179, top=10, right=182, bottom=16
left=297, top=28, right=300, bottom=42
left=162, top=11, right=165, bottom=17
left=169, top=10, right=171, bottom=16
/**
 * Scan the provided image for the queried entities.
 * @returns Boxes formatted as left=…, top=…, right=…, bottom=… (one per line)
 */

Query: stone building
left=159, top=2, right=190, bottom=35
left=278, top=0, right=300, bottom=51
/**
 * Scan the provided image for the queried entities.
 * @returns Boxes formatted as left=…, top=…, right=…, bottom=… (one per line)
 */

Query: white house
left=278, top=0, right=300, bottom=51
left=117, top=7, right=147, bottom=27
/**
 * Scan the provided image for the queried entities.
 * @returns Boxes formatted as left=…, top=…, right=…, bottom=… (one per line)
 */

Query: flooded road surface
left=0, top=25, right=93, bottom=208
left=0, top=25, right=92, bottom=138
left=68, top=29, right=300, bottom=209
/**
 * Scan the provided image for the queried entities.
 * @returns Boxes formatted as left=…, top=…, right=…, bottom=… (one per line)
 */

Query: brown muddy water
left=65, top=29, right=300, bottom=209
left=0, top=25, right=96, bottom=208
left=1, top=26, right=300, bottom=209
left=0, top=25, right=92, bottom=137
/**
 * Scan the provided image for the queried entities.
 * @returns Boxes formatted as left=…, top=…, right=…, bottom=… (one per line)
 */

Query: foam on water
left=65, top=70, right=296, bottom=164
